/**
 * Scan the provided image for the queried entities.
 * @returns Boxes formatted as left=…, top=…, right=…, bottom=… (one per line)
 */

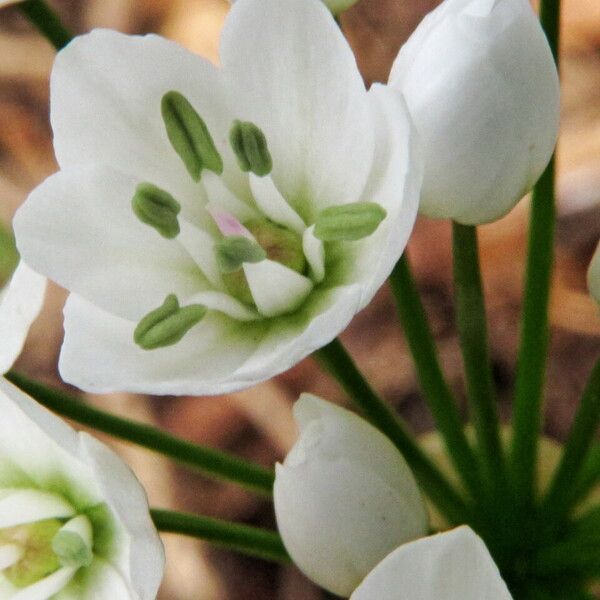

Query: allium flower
left=351, top=526, right=512, bottom=599
left=0, top=377, right=164, bottom=598
left=274, top=394, right=428, bottom=597
left=15, top=0, right=420, bottom=395
left=0, top=262, right=46, bottom=374
left=388, top=0, right=560, bottom=224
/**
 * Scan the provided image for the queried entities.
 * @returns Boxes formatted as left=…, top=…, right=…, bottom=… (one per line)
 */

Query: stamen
left=230, top=120, right=272, bottom=176
left=162, top=91, right=223, bottom=181
left=132, top=182, right=181, bottom=239
left=314, top=202, right=387, bottom=242
left=134, top=294, right=207, bottom=350
left=51, top=516, right=93, bottom=568
left=215, top=236, right=267, bottom=274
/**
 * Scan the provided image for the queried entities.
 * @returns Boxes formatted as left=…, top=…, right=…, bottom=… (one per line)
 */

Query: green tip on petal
left=161, top=90, right=223, bottom=180
left=229, top=120, right=273, bottom=177
left=132, top=182, right=181, bottom=239
left=314, top=202, right=387, bottom=242
left=51, top=531, right=93, bottom=568
left=215, top=235, right=267, bottom=274
left=134, top=294, right=207, bottom=350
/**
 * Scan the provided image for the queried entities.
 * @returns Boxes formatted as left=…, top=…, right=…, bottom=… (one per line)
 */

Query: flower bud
left=274, top=394, right=428, bottom=597
left=588, top=240, right=600, bottom=305
left=389, top=0, right=560, bottom=224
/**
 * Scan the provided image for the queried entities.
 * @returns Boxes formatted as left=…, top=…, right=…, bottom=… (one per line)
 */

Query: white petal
left=0, top=378, right=98, bottom=497
left=220, top=0, right=374, bottom=221
left=243, top=260, right=313, bottom=317
left=80, top=434, right=164, bottom=600
left=14, top=165, right=203, bottom=321
left=0, top=262, right=46, bottom=374
left=302, top=226, right=325, bottom=283
left=59, top=294, right=259, bottom=395
left=275, top=458, right=425, bottom=597
left=350, top=526, right=513, bottom=600
left=334, top=85, right=420, bottom=308
left=389, top=0, right=559, bottom=224
left=50, top=29, right=247, bottom=210
left=0, top=489, right=75, bottom=528
left=249, top=175, right=306, bottom=235
left=587, top=240, right=600, bottom=304
left=59, top=284, right=362, bottom=396
left=11, top=567, right=76, bottom=600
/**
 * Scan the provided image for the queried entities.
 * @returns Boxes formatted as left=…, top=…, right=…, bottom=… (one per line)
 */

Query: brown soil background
left=0, top=0, right=599, bottom=598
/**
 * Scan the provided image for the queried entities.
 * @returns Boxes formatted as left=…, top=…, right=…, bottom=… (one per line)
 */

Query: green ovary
left=222, top=217, right=308, bottom=307
left=1, top=519, right=63, bottom=587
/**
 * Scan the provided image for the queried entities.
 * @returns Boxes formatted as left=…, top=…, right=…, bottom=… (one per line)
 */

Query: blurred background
left=0, top=0, right=599, bottom=597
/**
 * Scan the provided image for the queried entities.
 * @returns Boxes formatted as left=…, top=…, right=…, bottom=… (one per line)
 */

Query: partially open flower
left=15, top=0, right=420, bottom=395
left=351, top=526, right=512, bottom=599
left=588, top=241, right=600, bottom=305
left=0, top=262, right=46, bottom=374
left=274, top=394, right=428, bottom=597
left=389, top=0, right=559, bottom=224
left=0, top=377, right=164, bottom=598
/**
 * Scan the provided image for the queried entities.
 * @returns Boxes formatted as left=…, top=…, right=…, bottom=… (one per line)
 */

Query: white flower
left=351, top=526, right=512, bottom=599
left=587, top=240, right=600, bottom=304
left=14, top=0, right=420, bottom=396
left=0, top=262, right=46, bottom=374
left=0, top=377, right=164, bottom=598
left=388, top=0, right=560, bottom=225
left=273, top=394, right=428, bottom=597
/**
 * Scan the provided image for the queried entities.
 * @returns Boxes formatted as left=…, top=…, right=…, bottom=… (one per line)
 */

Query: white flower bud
left=389, top=0, right=560, bottom=225
left=587, top=240, right=600, bottom=305
left=274, top=394, right=428, bottom=597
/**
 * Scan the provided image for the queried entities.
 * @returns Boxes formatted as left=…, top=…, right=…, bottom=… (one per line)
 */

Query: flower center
left=130, top=90, right=387, bottom=349
left=0, top=489, right=94, bottom=589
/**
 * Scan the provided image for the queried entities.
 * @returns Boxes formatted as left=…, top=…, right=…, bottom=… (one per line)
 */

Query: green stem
left=314, top=339, right=469, bottom=525
left=451, top=223, right=506, bottom=491
left=572, top=443, right=600, bottom=506
left=18, top=0, right=73, bottom=50
left=150, top=508, right=289, bottom=563
left=541, top=359, right=600, bottom=523
left=6, top=371, right=274, bottom=495
left=389, top=254, right=483, bottom=500
left=509, top=0, right=560, bottom=507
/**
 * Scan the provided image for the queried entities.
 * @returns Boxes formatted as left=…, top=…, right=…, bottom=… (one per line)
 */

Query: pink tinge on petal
left=207, top=205, right=254, bottom=239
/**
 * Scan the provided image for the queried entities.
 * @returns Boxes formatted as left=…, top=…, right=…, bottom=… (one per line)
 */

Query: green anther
left=3, top=519, right=62, bottom=588
left=314, top=202, right=387, bottom=242
left=132, top=182, right=181, bottom=239
left=215, top=236, right=267, bottom=274
left=134, top=294, right=207, bottom=350
left=51, top=531, right=93, bottom=568
left=162, top=91, right=223, bottom=181
left=229, top=120, right=272, bottom=176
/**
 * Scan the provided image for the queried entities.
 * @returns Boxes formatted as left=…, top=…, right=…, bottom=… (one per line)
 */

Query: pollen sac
left=134, top=294, right=207, bottom=350
left=229, top=120, right=273, bottom=176
left=215, top=235, right=267, bottom=274
left=132, top=182, right=181, bottom=239
left=314, top=202, right=387, bottom=242
left=161, top=91, right=224, bottom=181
